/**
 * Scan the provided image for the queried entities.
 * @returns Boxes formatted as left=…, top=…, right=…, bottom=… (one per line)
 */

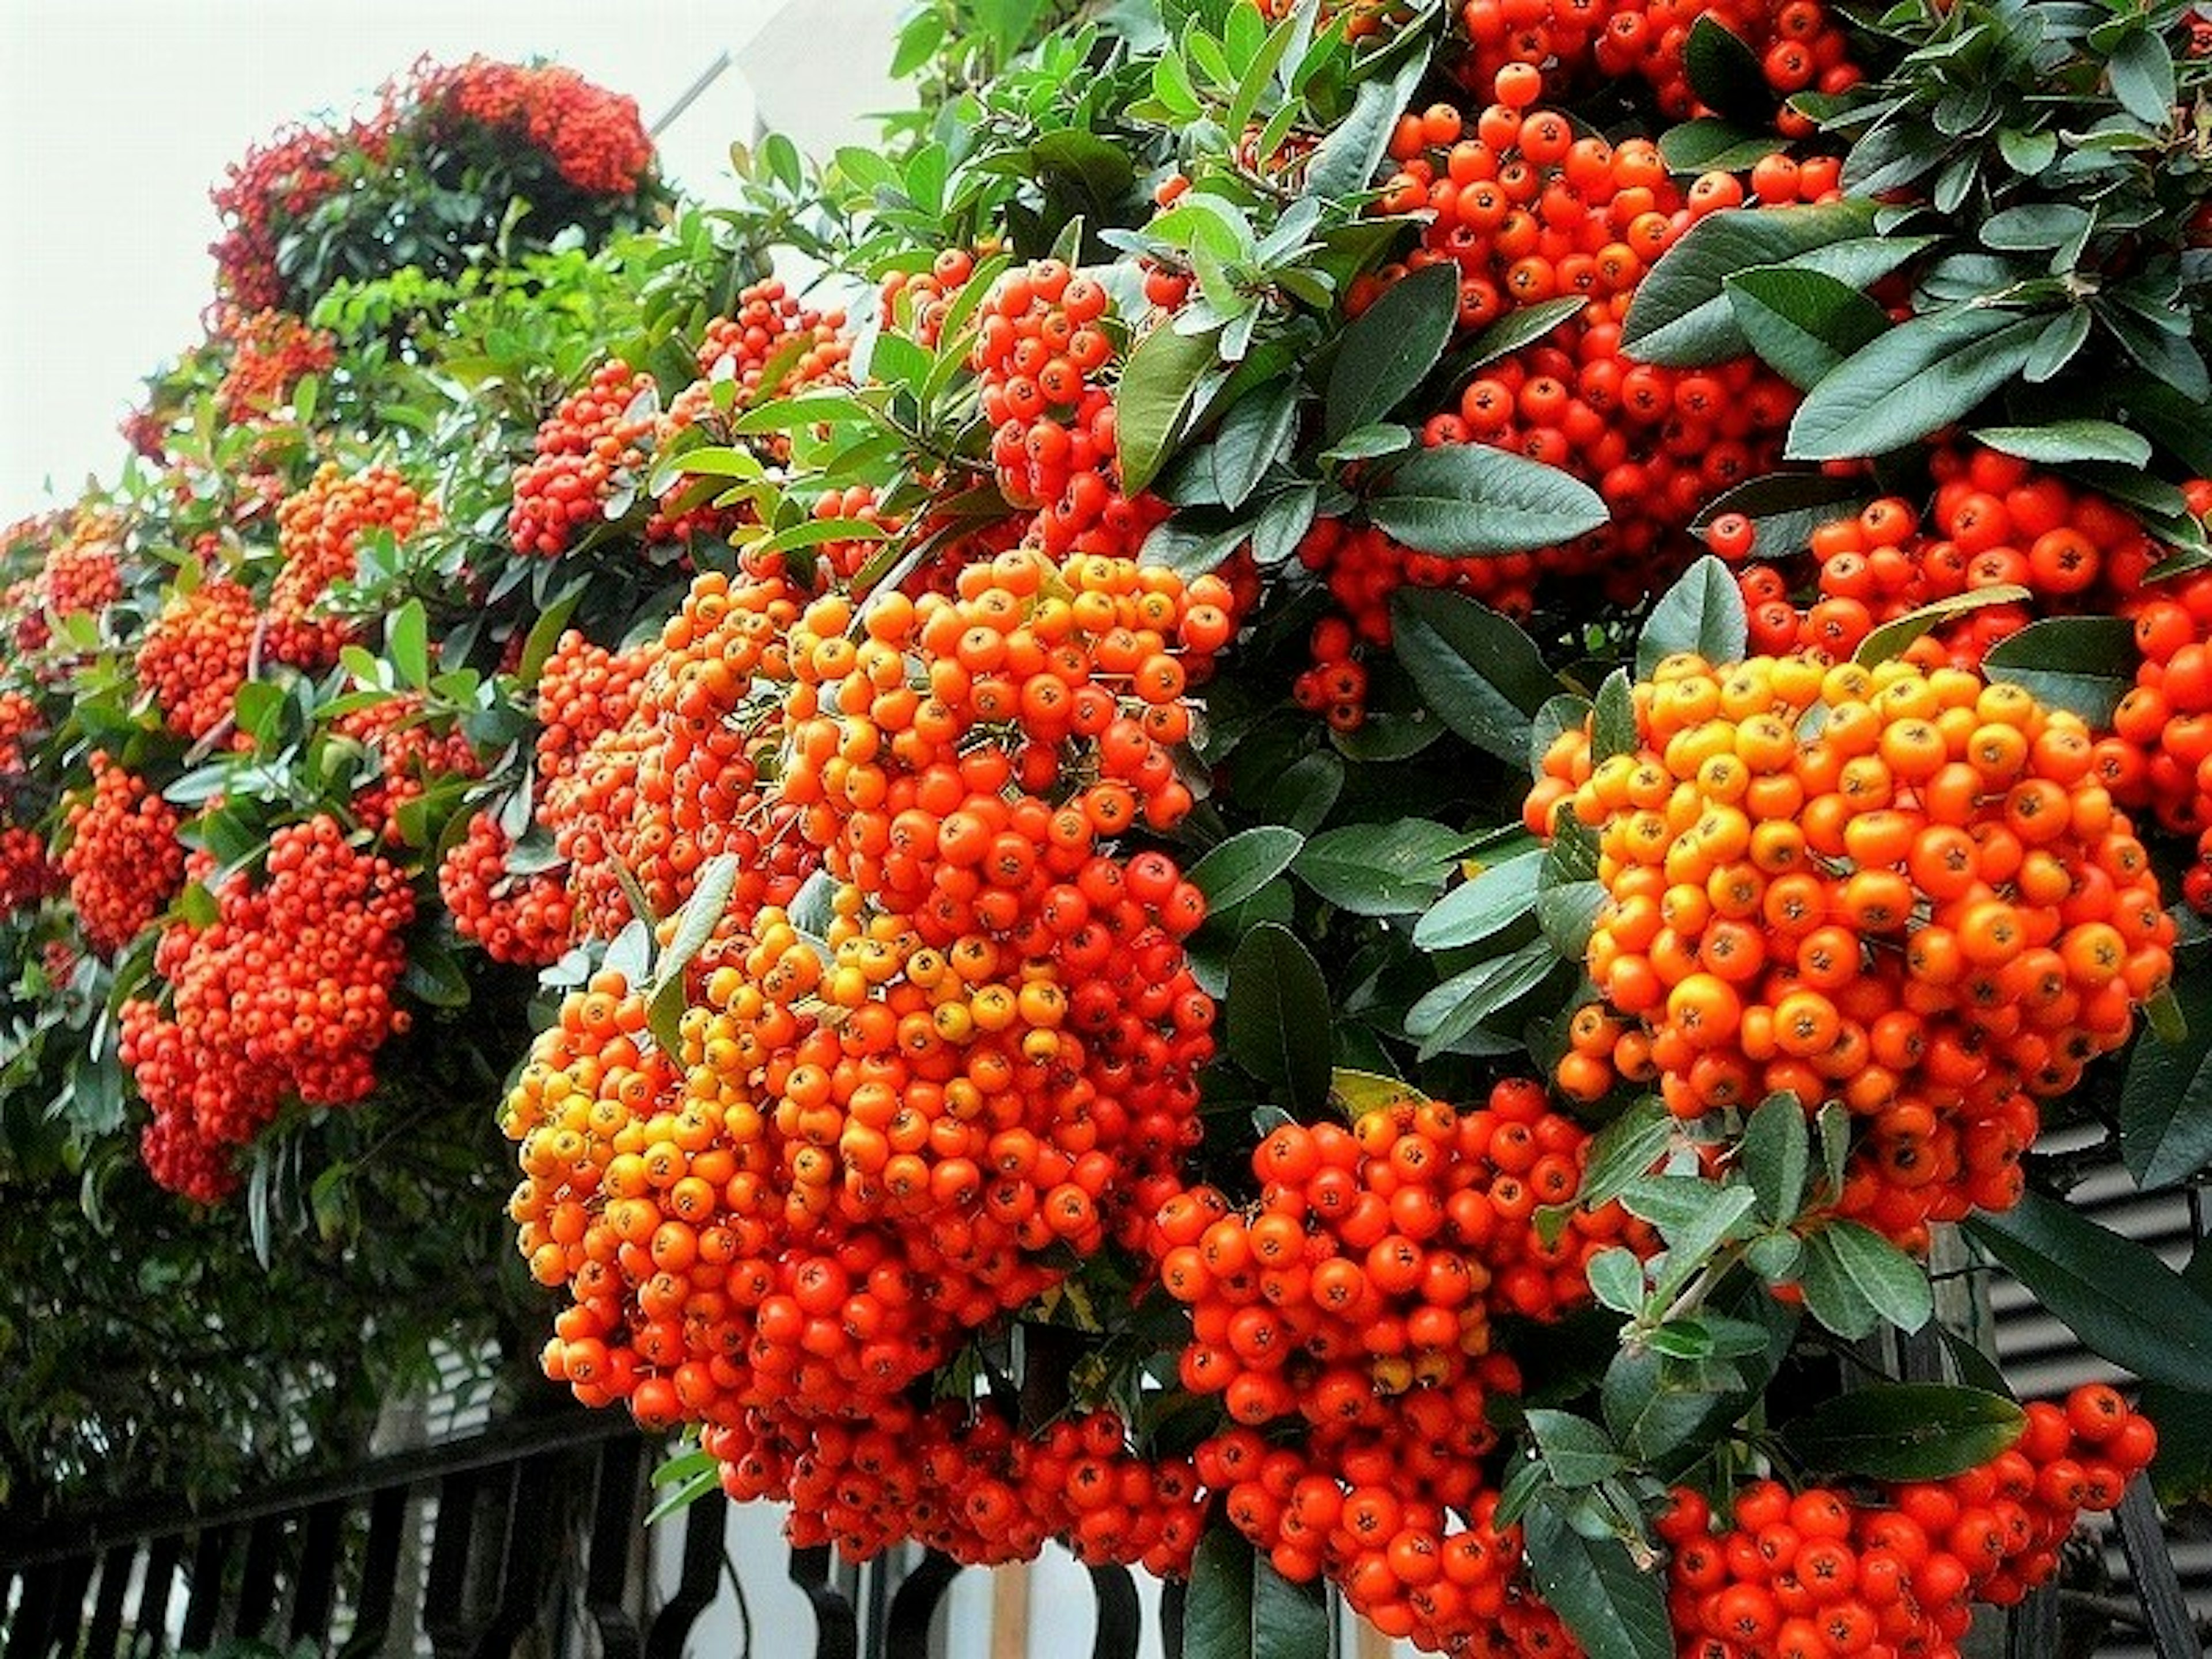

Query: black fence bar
left=84, top=1544, right=132, bottom=1659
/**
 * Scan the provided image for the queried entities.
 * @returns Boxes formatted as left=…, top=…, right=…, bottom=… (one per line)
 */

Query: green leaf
left=1853, top=585, right=2032, bottom=668
left=1657, top=118, right=1782, bottom=176
left=1294, top=819, right=1481, bottom=916
left=1588, top=1247, right=1647, bottom=1315
left=1691, top=471, right=1870, bottom=561
left=1118, top=321, right=1223, bottom=494
left=1369, top=445, right=1609, bottom=556
left=1184, top=1524, right=1329, bottom=1659
left=1592, top=668, right=1638, bottom=762
left=1622, top=203, right=1885, bottom=363
left=1388, top=588, right=1560, bottom=762
left=645, top=853, right=740, bottom=1055
left=1226, top=923, right=1333, bottom=1112
left=1787, top=307, right=2043, bottom=460
left=1966, top=1192, right=2212, bottom=1390
left=1443, top=296, right=1587, bottom=386
left=1741, top=1093, right=1810, bottom=1226
left=1781, top=1385, right=2026, bottom=1480
left=1981, top=616, right=2136, bottom=726
left=1651, top=1187, right=1759, bottom=1301
left=1414, top=847, right=1541, bottom=949
left=1724, top=266, right=1890, bottom=391
left=1210, top=381, right=1302, bottom=511
left=1980, top=203, right=2092, bottom=252
left=1302, top=55, right=1424, bottom=201
left=400, top=938, right=471, bottom=1010
left=389, top=601, right=430, bottom=691
left=1325, top=261, right=1459, bottom=441
left=1331, top=1067, right=1428, bottom=1122
left=1578, top=1099, right=1674, bottom=1211
left=2120, top=966, right=2212, bottom=1190
left=1637, top=556, right=1747, bottom=677
left=1188, top=827, right=1306, bottom=913
left=1405, top=938, right=1561, bottom=1058
left=1808, top=1219, right=1933, bottom=1334
left=1969, top=421, right=2152, bottom=468
left=2107, top=28, right=2177, bottom=127
left=1524, top=1410, right=1629, bottom=1487
left=1684, top=16, right=1774, bottom=128
left=1537, top=877, right=1608, bottom=959
left=1522, top=1500, right=1673, bottom=1659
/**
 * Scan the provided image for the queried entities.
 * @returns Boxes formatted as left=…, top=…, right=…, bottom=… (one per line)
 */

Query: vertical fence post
left=642, top=1491, right=726, bottom=1659
left=336, top=1483, right=410, bottom=1659
left=788, top=1544, right=859, bottom=1659
left=84, top=1543, right=137, bottom=1659
left=290, top=1499, right=344, bottom=1649
left=583, top=1438, right=644, bottom=1659
left=179, top=1525, right=233, bottom=1654
left=1088, top=1563, right=1142, bottom=1659
left=236, top=1514, right=285, bottom=1639
left=133, top=1534, right=181, bottom=1659
left=3, top=1565, right=57, bottom=1659
left=422, top=1470, right=486, bottom=1659
left=882, top=1551, right=960, bottom=1658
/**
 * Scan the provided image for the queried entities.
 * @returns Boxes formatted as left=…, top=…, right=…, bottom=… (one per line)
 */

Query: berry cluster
left=209, top=121, right=359, bottom=308
left=878, top=248, right=980, bottom=345
left=269, top=463, right=430, bottom=668
left=333, top=695, right=483, bottom=843
left=709, top=1400, right=1204, bottom=1574
left=1450, top=0, right=1859, bottom=117
left=0, top=823, right=59, bottom=917
left=439, top=810, right=574, bottom=966
left=1736, top=448, right=2158, bottom=666
left=135, top=579, right=260, bottom=746
left=119, top=817, right=415, bottom=1200
left=1535, top=653, right=2174, bottom=1247
left=1659, top=1384, right=2156, bottom=1659
left=532, top=630, right=654, bottom=934
left=422, top=57, right=655, bottom=195
left=35, top=510, right=124, bottom=621
left=1158, top=1084, right=1646, bottom=1650
left=509, top=360, right=658, bottom=556
left=60, top=754, right=187, bottom=956
left=213, top=305, right=337, bottom=422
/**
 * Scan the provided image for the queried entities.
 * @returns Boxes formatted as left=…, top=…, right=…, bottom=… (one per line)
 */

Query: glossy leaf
left=1786, top=308, right=2043, bottom=461
left=1782, top=1385, right=2025, bottom=1480
left=1117, top=320, right=1222, bottom=494
left=1325, top=260, right=1458, bottom=441
left=1226, top=923, right=1333, bottom=1112
left=1414, top=846, right=1541, bottom=949
left=1296, top=819, right=1483, bottom=917
left=1524, top=1501, right=1673, bottom=1659
left=1637, top=556, right=1747, bottom=677
left=1369, top=443, right=1608, bottom=557
left=2119, top=965, right=2212, bottom=1190
left=1188, top=826, right=1306, bottom=914
left=1724, top=266, right=1889, bottom=391
left=1389, top=588, right=1560, bottom=762
left=1981, top=616, right=2136, bottom=726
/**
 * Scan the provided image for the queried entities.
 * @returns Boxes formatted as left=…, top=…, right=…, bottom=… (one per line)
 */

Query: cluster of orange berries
left=1734, top=448, right=2160, bottom=667
left=119, top=817, right=415, bottom=1200
left=209, top=120, right=357, bottom=308
left=711, top=1399, right=1205, bottom=1574
left=438, top=810, right=574, bottom=965
left=1452, top=0, right=1859, bottom=118
left=60, top=755, right=187, bottom=955
left=531, top=628, right=652, bottom=931
left=135, top=578, right=259, bottom=745
left=269, top=463, right=430, bottom=668
left=509, top=359, right=658, bottom=556
left=1659, top=1384, right=2156, bottom=1659
left=1159, top=1085, right=1650, bottom=1653
left=33, top=510, right=124, bottom=621
left=975, top=259, right=1156, bottom=556
left=1533, top=653, right=2173, bottom=1248
left=0, top=689, right=40, bottom=774
left=212, top=304, right=336, bottom=423
left=878, top=247, right=980, bottom=344
left=332, top=695, right=483, bottom=843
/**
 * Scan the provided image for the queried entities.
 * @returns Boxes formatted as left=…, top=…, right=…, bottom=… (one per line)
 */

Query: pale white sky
left=0, top=1, right=900, bottom=514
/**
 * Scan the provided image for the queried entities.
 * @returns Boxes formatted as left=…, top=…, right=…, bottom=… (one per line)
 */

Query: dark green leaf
left=1966, top=1192, right=2212, bottom=1390
left=1537, top=878, right=1607, bottom=959
left=1302, top=55, right=1425, bottom=200
left=1981, top=616, right=2136, bottom=726
left=1523, top=1501, right=1673, bottom=1659
left=1405, top=938, right=1560, bottom=1059
left=1226, top=923, right=1334, bottom=1112
left=1622, top=203, right=1885, bottom=363
left=1724, top=266, right=1890, bottom=391
left=1782, top=1385, right=2026, bottom=1480
left=1326, top=260, right=1459, bottom=441
left=1692, top=471, right=1870, bottom=561
left=2120, top=965, right=2212, bottom=1190
left=1369, top=444, right=1609, bottom=556
left=390, top=600, right=430, bottom=689
left=2107, top=29, right=2177, bottom=127
left=1444, top=296, right=1587, bottom=386
left=1524, top=1410, right=1629, bottom=1487
left=1787, top=308, right=2042, bottom=461
left=1416, top=847, right=1542, bottom=949
left=1211, top=381, right=1302, bottom=510
left=1657, top=118, right=1782, bottom=176
left=1741, top=1092, right=1810, bottom=1225
left=1118, top=321, right=1223, bottom=494
left=1188, top=827, right=1306, bottom=913
left=1295, top=819, right=1481, bottom=916
left=1249, top=483, right=1318, bottom=568
left=1684, top=17, right=1774, bottom=128
left=1388, top=587, right=1561, bottom=761
left=1592, top=668, right=1638, bottom=762
left=1637, top=555, right=1747, bottom=677
left=1971, top=421, right=2151, bottom=467
left=1852, top=585, right=2031, bottom=668
left=1574, top=1103, right=1674, bottom=1212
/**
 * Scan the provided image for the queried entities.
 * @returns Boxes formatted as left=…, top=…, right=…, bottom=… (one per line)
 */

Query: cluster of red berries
left=709, top=1400, right=1204, bottom=1574
left=332, top=695, right=483, bottom=843
left=60, top=754, right=187, bottom=955
left=0, top=823, right=59, bottom=917
left=438, top=810, right=574, bottom=966
left=0, top=689, right=41, bottom=775
left=269, top=464, right=430, bottom=668
left=1734, top=448, right=2160, bottom=667
left=33, top=510, right=124, bottom=622
left=509, top=360, right=658, bottom=556
left=1533, top=653, right=2173, bottom=1248
left=1659, top=1384, right=2156, bottom=1659
left=212, top=305, right=336, bottom=423
left=421, top=56, right=655, bottom=195
left=119, top=817, right=415, bottom=1200
left=975, top=259, right=1166, bottom=557
left=135, top=578, right=260, bottom=746
left=209, top=120, right=359, bottom=308
left=878, top=247, right=980, bottom=344
left=1155, top=1084, right=1648, bottom=1650
left=1450, top=0, right=1859, bottom=118
left=531, top=630, right=654, bottom=934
